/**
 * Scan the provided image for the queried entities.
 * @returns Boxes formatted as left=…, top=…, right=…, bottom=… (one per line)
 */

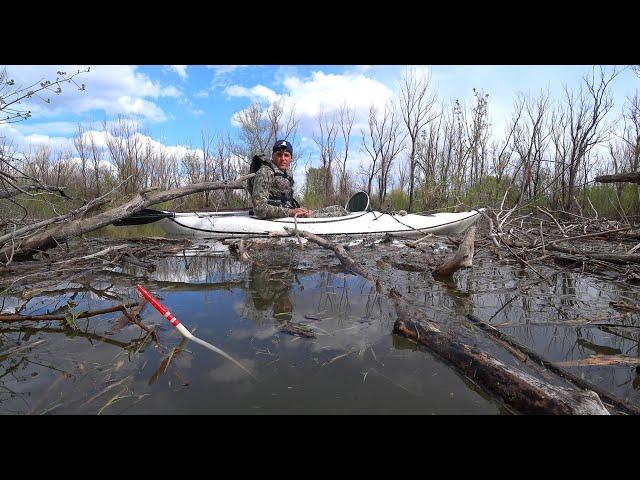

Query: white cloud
left=1, top=122, right=201, bottom=171
left=227, top=71, right=394, bottom=122
left=67, top=156, right=118, bottom=174
left=225, top=70, right=399, bottom=177
left=207, top=65, right=248, bottom=75
left=285, top=71, right=393, bottom=116
left=168, top=65, right=188, bottom=80
left=11, top=121, right=80, bottom=137
left=23, top=133, right=74, bottom=150
left=225, top=84, right=280, bottom=103
left=82, top=129, right=199, bottom=160
left=115, top=96, right=167, bottom=122
left=207, top=65, right=250, bottom=90
left=195, top=90, right=209, bottom=98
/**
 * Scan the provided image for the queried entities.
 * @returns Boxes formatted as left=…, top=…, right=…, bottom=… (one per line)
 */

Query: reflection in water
left=3, top=242, right=640, bottom=413
left=247, top=264, right=294, bottom=323
left=138, top=254, right=249, bottom=285
left=576, top=337, right=622, bottom=356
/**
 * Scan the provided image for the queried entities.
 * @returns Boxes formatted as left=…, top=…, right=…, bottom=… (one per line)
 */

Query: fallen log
left=432, top=227, right=475, bottom=277
left=0, top=196, right=109, bottom=248
left=394, top=313, right=608, bottom=414
left=502, top=236, right=640, bottom=265
left=465, top=314, right=640, bottom=415
left=278, top=322, right=316, bottom=338
left=546, top=227, right=632, bottom=245
left=595, top=172, right=640, bottom=184
left=0, top=183, right=70, bottom=200
left=545, top=244, right=640, bottom=264
left=610, top=302, right=640, bottom=313
left=0, top=326, right=146, bottom=350
left=556, top=355, right=640, bottom=368
left=0, top=302, right=140, bottom=323
left=2, top=174, right=254, bottom=261
left=275, top=227, right=611, bottom=414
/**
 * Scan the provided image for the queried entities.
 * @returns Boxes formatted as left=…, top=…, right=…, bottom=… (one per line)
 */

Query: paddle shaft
left=135, top=284, right=254, bottom=378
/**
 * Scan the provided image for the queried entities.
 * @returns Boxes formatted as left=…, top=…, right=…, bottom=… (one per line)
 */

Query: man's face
left=272, top=149, right=292, bottom=170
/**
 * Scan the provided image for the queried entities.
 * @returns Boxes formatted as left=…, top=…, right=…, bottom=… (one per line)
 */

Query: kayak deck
left=157, top=209, right=484, bottom=238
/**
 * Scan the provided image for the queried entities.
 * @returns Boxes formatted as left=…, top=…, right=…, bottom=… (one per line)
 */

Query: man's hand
left=291, top=208, right=313, bottom=218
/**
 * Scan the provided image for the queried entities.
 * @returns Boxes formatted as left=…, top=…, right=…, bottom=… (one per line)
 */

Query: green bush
left=383, top=188, right=410, bottom=211
left=302, top=167, right=330, bottom=209
left=580, top=184, right=640, bottom=219
left=463, top=176, right=517, bottom=208
left=97, top=223, right=166, bottom=239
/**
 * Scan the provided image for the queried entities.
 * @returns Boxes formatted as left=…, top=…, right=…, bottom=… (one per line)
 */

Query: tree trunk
left=2, top=175, right=253, bottom=261
left=595, top=172, right=640, bottom=184
left=393, top=312, right=609, bottom=414
left=432, top=227, right=475, bottom=277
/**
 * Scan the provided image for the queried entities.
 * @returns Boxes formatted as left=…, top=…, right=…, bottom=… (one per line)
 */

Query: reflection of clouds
left=231, top=327, right=276, bottom=341
left=232, top=301, right=246, bottom=314
left=1, top=295, right=23, bottom=314
left=208, top=358, right=257, bottom=383
left=307, top=319, right=390, bottom=355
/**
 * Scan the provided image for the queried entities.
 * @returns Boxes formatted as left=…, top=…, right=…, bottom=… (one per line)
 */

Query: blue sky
left=1, top=65, right=637, bottom=184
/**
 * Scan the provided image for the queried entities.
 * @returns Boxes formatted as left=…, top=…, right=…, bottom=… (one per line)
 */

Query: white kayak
left=154, top=208, right=484, bottom=238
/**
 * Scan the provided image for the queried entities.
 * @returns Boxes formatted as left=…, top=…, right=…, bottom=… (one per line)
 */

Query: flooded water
left=1, top=238, right=639, bottom=414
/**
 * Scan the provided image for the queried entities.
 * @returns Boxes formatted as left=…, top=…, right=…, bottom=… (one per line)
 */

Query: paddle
left=112, top=209, right=174, bottom=226
left=345, top=191, right=371, bottom=212
left=135, top=284, right=255, bottom=379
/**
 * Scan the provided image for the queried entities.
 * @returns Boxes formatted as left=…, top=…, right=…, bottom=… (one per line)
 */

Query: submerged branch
left=432, top=227, right=476, bottom=277
left=0, top=302, right=140, bottom=323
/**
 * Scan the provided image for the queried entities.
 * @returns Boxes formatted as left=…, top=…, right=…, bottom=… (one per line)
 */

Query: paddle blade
left=113, top=209, right=172, bottom=226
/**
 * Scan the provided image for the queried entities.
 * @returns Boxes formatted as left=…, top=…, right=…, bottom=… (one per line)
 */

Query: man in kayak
left=248, top=139, right=347, bottom=219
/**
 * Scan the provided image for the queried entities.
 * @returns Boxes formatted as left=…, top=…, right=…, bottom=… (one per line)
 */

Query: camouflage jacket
left=250, top=161, right=297, bottom=219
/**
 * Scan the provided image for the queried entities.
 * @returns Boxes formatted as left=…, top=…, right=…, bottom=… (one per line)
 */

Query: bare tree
left=465, top=89, right=491, bottom=188
left=361, top=103, right=405, bottom=206
left=267, top=98, right=299, bottom=144
left=399, top=68, right=437, bottom=212
left=312, top=108, right=338, bottom=203
left=182, top=149, right=203, bottom=186
left=103, top=117, right=152, bottom=194
left=88, top=131, right=104, bottom=197
left=416, top=104, right=445, bottom=209
left=620, top=93, right=640, bottom=172
left=512, top=90, right=552, bottom=202
left=233, top=102, right=272, bottom=158
left=551, top=66, right=618, bottom=211
left=201, top=129, right=214, bottom=207
left=234, top=100, right=299, bottom=157
left=606, top=92, right=640, bottom=199
left=361, top=106, right=383, bottom=199
left=0, top=66, right=89, bottom=125
left=490, top=96, right=526, bottom=188
left=336, top=103, right=355, bottom=203
left=73, top=124, right=89, bottom=198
